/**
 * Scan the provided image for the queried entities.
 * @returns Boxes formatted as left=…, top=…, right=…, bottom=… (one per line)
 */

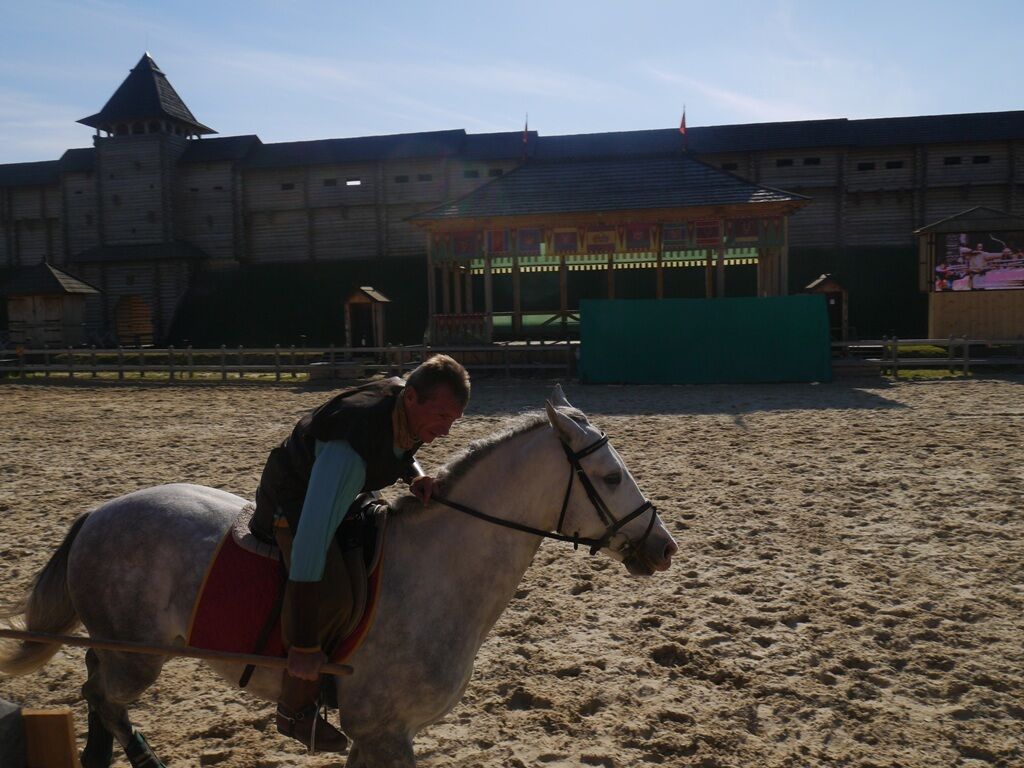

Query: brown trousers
left=274, top=526, right=368, bottom=653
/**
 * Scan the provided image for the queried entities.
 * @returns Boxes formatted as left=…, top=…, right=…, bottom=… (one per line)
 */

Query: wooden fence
left=0, top=341, right=578, bottom=381
left=833, top=336, right=1024, bottom=377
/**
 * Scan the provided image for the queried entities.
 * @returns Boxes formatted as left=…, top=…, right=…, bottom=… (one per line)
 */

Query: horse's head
left=544, top=385, right=677, bottom=576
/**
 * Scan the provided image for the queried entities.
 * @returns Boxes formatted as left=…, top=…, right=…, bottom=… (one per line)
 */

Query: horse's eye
left=604, top=472, right=622, bottom=486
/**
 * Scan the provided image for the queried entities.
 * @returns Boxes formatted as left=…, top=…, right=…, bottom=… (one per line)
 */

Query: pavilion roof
left=411, top=154, right=804, bottom=222
left=78, top=53, right=215, bottom=135
left=0, top=263, right=99, bottom=296
left=914, top=206, right=1024, bottom=235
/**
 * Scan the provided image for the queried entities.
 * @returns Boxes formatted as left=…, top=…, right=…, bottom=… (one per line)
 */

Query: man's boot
left=276, top=674, right=348, bottom=753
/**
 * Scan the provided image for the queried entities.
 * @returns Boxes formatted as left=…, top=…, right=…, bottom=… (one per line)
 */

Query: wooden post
left=17, top=347, right=24, bottom=379
left=237, top=345, right=244, bottom=379
left=716, top=241, right=726, bottom=299
left=483, top=253, right=493, bottom=342
left=892, top=336, right=899, bottom=379
left=704, top=249, right=714, bottom=298
left=66, top=347, right=73, bottom=379
left=275, top=344, right=281, bottom=382
left=512, top=254, right=522, bottom=334
left=962, top=336, right=969, bottom=375
left=220, top=345, right=227, bottom=381
left=187, top=345, right=194, bottom=379
left=90, top=345, right=97, bottom=378
left=22, top=708, right=81, bottom=768
left=290, top=345, right=297, bottom=378
left=606, top=255, right=614, bottom=299
left=426, top=240, right=436, bottom=343
left=44, top=347, right=50, bottom=379
left=948, top=335, right=955, bottom=374
left=656, top=252, right=664, bottom=299
left=138, top=348, right=144, bottom=379
left=117, top=346, right=124, bottom=380
left=168, top=345, right=175, bottom=381
left=559, top=254, right=568, bottom=334
left=441, top=262, right=451, bottom=314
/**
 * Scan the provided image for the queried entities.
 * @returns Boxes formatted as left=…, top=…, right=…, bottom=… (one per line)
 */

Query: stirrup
left=276, top=702, right=348, bottom=755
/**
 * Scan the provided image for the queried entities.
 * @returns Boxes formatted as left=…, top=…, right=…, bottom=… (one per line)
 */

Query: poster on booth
left=935, top=232, right=1024, bottom=291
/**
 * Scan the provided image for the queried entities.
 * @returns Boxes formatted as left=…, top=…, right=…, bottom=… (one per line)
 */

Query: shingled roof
left=242, top=130, right=467, bottom=169
left=0, top=263, right=99, bottom=296
left=78, top=53, right=214, bottom=135
left=914, top=206, right=1024, bottom=235
left=70, top=240, right=209, bottom=264
left=412, top=154, right=804, bottom=222
left=179, top=135, right=261, bottom=164
left=0, top=160, right=60, bottom=188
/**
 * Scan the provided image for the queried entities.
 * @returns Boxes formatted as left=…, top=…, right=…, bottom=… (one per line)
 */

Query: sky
left=1, top=0, right=1023, bottom=164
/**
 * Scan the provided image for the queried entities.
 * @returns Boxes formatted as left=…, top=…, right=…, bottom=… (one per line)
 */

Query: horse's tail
left=0, top=513, right=88, bottom=676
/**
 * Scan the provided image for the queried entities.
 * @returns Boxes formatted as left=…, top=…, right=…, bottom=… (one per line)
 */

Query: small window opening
left=323, top=178, right=338, bottom=187
left=775, top=158, right=794, bottom=167
left=281, top=182, right=295, bottom=191
left=885, top=160, right=904, bottom=170
left=972, top=155, right=990, bottom=164
left=857, top=162, right=875, bottom=171
left=803, top=157, right=821, bottom=166
left=944, top=156, right=962, bottom=165
left=394, top=175, right=410, bottom=183
left=346, top=178, right=362, bottom=186
left=463, top=169, right=480, bottom=179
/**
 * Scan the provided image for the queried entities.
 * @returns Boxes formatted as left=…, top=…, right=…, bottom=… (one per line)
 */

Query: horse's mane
left=391, top=407, right=589, bottom=515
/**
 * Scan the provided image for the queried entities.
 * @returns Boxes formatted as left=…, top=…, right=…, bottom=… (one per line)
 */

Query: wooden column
left=484, top=253, right=493, bottom=340
left=704, top=249, right=714, bottom=298
left=606, top=255, right=615, bottom=299
left=512, top=253, right=522, bottom=334
left=756, top=247, right=766, bottom=296
left=453, top=264, right=463, bottom=314
left=716, top=241, right=727, bottom=298
left=464, top=266, right=473, bottom=314
left=780, top=217, right=790, bottom=295
left=441, top=262, right=451, bottom=314
left=559, top=254, right=568, bottom=332
left=656, top=253, right=664, bottom=299
left=426, top=239, right=436, bottom=340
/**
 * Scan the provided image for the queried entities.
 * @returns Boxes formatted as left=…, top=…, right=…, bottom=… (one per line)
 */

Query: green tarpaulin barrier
left=579, top=296, right=831, bottom=384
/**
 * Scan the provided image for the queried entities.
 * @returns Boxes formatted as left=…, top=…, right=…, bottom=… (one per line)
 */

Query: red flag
left=679, top=107, right=688, bottom=150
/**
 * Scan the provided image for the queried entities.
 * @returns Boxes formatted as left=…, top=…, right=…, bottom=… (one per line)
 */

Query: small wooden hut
left=0, top=264, right=100, bottom=347
left=344, top=286, right=390, bottom=347
left=915, top=207, right=1024, bottom=338
left=804, top=274, right=848, bottom=340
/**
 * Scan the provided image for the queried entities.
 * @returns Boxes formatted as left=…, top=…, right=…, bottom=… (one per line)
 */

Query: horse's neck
left=388, top=424, right=564, bottom=636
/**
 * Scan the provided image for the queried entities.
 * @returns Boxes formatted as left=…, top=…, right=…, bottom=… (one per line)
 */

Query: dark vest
left=252, top=377, right=419, bottom=538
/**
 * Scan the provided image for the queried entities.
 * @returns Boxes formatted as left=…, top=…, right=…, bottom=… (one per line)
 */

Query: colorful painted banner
left=661, top=223, right=690, bottom=250
left=553, top=228, right=580, bottom=254
left=726, top=218, right=760, bottom=245
left=452, top=231, right=481, bottom=260
left=585, top=227, right=618, bottom=254
left=624, top=223, right=653, bottom=251
left=694, top=219, right=722, bottom=247
left=516, top=227, right=543, bottom=255
left=486, top=229, right=510, bottom=254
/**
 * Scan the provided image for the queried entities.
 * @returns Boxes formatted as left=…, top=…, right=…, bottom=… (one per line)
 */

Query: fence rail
left=0, top=341, right=578, bottom=381
left=832, top=336, right=1024, bottom=377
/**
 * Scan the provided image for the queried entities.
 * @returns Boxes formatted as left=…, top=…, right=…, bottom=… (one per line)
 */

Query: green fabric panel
left=578, top=296, right=832, bottom=384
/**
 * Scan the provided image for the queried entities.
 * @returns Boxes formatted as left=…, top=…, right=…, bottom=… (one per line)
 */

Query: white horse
left=1, top=386, right=677, bottom=768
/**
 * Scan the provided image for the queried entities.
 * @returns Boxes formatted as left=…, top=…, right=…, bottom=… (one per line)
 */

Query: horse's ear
left=546, top=400, right=587, bottom=445
left=549, top=383, right=572, bottom=409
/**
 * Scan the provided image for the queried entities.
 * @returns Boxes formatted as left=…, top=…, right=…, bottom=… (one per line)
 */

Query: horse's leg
left=81, top=649, right=168, bottom=768
left=352, top=733, right=416, bottom=768
left=345, top=741, right=363, bottom=768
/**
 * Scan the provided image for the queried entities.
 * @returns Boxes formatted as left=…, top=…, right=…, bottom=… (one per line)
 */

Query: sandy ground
left=1, top=376, right=1022, bottom=768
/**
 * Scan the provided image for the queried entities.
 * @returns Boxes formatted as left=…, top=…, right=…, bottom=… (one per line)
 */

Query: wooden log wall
left=175, top=163, right=236, bottom=260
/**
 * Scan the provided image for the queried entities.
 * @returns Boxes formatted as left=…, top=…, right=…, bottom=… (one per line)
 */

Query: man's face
left=405, top=385, right=464, bottom=444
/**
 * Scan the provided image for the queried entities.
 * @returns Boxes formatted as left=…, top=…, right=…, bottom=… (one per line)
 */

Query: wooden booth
left=344, top=286, right=390, bottom=347
left=916, top=207, right=1024, bottom=338
left=0, top=263, right=100, bottom=347
left=804, top=273, right=848, bottom=340
left=411, top=154, right=806, bottom=343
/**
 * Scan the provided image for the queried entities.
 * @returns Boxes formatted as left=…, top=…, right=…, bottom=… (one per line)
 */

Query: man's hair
left=405, top=354, right=470, bottom=408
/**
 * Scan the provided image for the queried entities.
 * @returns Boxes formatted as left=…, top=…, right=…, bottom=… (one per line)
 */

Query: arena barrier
left=578, top=295, right=832, bottom=384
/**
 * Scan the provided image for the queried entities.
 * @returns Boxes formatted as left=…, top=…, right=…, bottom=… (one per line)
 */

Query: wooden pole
left=483, top=253, right=493, bottom=342
left=512, top=254, right=522, bottom=334
left=715, top=241, right=726, bottom=299
left=655, top=253, right=664, bottom=299
left=606, top=255, right=614, bottom=299
left=0, top=628, right=353, bottom=676
left=704, top=249, right=714, bottom=298
left=426, top=238, right=436, bottom=343
left=559, top=254, right=568, bottom=333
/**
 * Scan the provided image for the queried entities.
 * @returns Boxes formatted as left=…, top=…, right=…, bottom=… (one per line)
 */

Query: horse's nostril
left=664, top=540, right=679, bottom=560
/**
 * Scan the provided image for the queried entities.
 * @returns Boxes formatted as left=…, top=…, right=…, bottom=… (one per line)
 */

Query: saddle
left=186, top=496, right=389, bottom=676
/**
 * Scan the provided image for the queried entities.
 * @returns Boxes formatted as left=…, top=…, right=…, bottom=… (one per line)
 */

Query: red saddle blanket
left=186, top=530, right=384, bottom=664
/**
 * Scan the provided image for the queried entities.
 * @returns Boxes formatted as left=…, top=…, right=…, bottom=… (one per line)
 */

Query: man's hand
left=410, top=475, right=441, bottom=505
left=286, top=645, right=325, bottom=681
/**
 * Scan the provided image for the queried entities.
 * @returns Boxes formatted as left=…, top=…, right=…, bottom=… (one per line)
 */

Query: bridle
left=433, top=431, right=658, bottom=557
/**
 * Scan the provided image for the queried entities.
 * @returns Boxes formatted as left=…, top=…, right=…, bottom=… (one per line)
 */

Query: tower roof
left=78, top=53, right=215, bottom=135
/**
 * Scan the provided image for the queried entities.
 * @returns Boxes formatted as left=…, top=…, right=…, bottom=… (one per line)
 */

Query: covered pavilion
left=411, top=152, right=807, bottom=342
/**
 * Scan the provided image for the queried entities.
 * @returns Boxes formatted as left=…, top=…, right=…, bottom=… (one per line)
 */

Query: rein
left=432, top=431, right=657, bottom=557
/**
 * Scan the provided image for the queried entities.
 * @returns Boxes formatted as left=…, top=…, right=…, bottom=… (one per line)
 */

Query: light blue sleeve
left=288, top=440, right=367, bottom=582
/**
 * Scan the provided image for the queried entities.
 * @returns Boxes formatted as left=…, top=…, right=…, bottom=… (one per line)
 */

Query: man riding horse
left=249, top=354, right=470, bottom=751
